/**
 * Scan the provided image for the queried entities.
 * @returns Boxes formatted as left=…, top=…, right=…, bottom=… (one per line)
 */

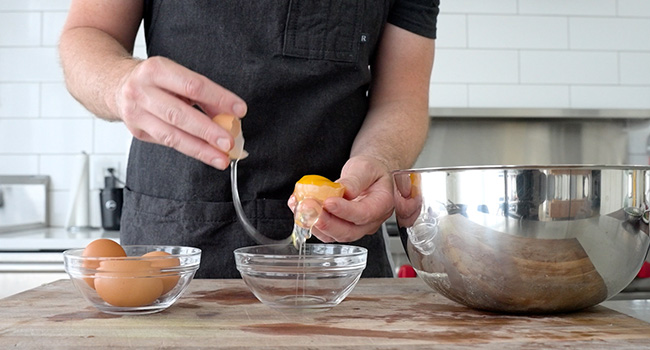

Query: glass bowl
left=234, top=244, right=367, bottom=311
left=63, top=245, right=201, bottom=315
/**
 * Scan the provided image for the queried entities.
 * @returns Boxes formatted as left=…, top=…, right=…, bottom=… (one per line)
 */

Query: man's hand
left=114, top=56, right=247, bottom=170
left=310, top=155, right=394, bottom=242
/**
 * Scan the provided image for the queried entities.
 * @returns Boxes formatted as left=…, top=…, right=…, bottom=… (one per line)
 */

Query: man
left=59, top=0, right=438, bottom=277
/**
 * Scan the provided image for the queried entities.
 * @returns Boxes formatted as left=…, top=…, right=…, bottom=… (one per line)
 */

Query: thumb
left=336, top=175, right=364, bottom=200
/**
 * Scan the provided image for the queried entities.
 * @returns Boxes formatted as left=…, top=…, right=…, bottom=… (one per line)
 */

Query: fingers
left=310, top=201, right=392, bottom=243
left=137, top=57, right=247, bottom=117
left=321, top=194, right=393, bottom=240
left=336, top=155, right=389, bottom=199
left=307, top=155, right=395, bottom=242
left=139, top=86, right=234, bottom=151
left=115, top=56, right=248, bottom=169
left=310, top=186, right=394, bottom=243
left=124, top=111, right=232, bottom=170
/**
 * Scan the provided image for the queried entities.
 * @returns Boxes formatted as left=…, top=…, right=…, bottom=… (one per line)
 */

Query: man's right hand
left=59, top=0, right=247, bottom=170
left=114, top=56, right=247, bottom=170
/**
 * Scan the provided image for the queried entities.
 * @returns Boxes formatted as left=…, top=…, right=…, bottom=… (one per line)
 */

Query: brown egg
left=94, top=260, right=163, bottom=307
left=82, top=239, right=127, bottom=289
left=142, top=251, right=181, bottom=295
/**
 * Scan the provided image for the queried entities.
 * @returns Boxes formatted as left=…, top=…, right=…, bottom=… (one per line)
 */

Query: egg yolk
left=293, top=175, right=345, bottom=203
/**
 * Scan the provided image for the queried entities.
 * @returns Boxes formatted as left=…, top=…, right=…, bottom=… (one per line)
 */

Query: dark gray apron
left=121, top=0, right=394, bottom=278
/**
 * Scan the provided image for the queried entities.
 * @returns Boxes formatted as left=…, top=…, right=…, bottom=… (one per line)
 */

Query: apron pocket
left=283, top=0, right=364, bottom=62
left=120, top=188, right=293, bottom=246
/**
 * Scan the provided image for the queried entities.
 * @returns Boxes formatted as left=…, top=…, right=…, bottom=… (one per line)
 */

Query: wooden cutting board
left=1, top=278, right=649, bottom=349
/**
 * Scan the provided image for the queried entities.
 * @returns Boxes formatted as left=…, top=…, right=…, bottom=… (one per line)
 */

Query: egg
left=293, top=175, right=345, bottom=203
left=94, top=260, right=163, bottom=307
left=291, top=175, right=347, bottom=246
left=142, top=251, right=181, bottom=295
left=212, top=113, right=248, bottom=160
left=81, top=239, right=127, bottom=289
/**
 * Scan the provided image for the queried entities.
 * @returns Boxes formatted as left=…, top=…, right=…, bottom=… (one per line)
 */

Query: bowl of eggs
left=63, top=239, right=201, bottom=315
left=234, top=243, right=367, bottom=311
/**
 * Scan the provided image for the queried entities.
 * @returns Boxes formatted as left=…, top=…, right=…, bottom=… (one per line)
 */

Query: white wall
left=1, top=0, right=649, bottom=228
left=0, top=0, right=143, bottom=227
left=431, top=0, right=650, bottom=110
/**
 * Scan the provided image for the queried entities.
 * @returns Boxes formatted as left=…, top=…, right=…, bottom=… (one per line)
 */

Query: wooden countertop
left=1, top=278, right=650, bottom=349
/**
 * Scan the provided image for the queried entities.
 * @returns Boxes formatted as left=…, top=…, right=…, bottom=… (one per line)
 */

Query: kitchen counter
left=0, top=228, right=120, bottom=299
left=1, top=278, right=649, bottom=349
left=0, top=227, right=119, bottom=251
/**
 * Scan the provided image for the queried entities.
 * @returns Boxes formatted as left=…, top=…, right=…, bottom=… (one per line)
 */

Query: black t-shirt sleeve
left=387, top=0, right=440, bottom=39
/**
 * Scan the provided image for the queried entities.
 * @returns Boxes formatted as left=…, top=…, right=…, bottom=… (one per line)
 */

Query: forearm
left=351, top=100, right=429, bottom=171
left=350, top=25, right=434, bottom=172
left=59, top=27, right=140, bottom=121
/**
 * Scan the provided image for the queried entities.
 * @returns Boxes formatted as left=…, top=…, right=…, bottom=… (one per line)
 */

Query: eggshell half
left=212, top=113, right=249, bottom=160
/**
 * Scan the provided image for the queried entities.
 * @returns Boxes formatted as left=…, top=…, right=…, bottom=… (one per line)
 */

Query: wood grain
left=1, top=278, right=649, bottom=349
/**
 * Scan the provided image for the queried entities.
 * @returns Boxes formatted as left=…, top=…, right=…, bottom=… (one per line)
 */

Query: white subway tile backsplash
left=618, top=0, right=650, bottom=17
left=38, top=154, right=81, bottom=190
left=48, top=190, right=70, bottom=227
left=135, top=23, right=146, bottom=48
left=433, top=49, right=519, bottom=83
left=42, top=12, right=67, bottom=47
left=520, top=51, right=618, bottom=84
left=571, top=86, right=650, bottom=109
left=518, top=0, right=615, bottom=16
left=620, top=52, right=650, bottom=85
left=89, top=154, right=127, bottom=191
left=133, top=46, right=148, bottom=60
left=0, top=48, right=63, bottom=82
left=429, top=84, right=468, bottom=108
left=442, top=0, right=517, bottom=14
left=0, top=155, right=38, bottom=174
left=0, top=83, right=39, bottom=117
left=570, top=18, right=650, bottom=51
left=0, top=118, right=92, bottom=154
left=0, top=0, right=70, bottom=11
left=436, top=14, right=467, bottom=48
left=41, top=83, right=92, bottom=117
left=0, top=12, right=41, bottom=46
left=468, top=84, right=570, bottom=108
left=468, top=15, right=568, bottom=49
left=93, top=120, right=132, bottom=154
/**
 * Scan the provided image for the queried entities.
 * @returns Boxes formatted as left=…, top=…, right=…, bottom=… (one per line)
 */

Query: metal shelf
left=429, top=107, right=650, bottom=120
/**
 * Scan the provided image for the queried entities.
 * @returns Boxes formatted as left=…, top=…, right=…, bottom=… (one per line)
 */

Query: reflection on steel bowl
left=393, top=165, right=650, bottom=314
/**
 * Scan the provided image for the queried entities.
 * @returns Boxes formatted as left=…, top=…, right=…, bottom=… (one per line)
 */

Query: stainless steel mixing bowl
left=393, top=165, right=650, bottom=314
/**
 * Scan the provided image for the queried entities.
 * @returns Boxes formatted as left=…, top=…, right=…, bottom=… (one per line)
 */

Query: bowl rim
left=63, top=245, right=202, bottom=258
left=63, top=245, right=202, bottom=273
left=233, top=243, right=368, bottom=259
left=393, top=164, right=650, bottom=175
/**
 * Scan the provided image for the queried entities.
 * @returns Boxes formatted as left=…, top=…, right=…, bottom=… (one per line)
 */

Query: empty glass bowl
left=234, top=244, right=367, bottom=311
left=63, top=245, right=201, bottom=315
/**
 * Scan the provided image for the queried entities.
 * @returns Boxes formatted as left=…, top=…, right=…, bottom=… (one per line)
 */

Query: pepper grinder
left=99, top=168, right=123, bottom=231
